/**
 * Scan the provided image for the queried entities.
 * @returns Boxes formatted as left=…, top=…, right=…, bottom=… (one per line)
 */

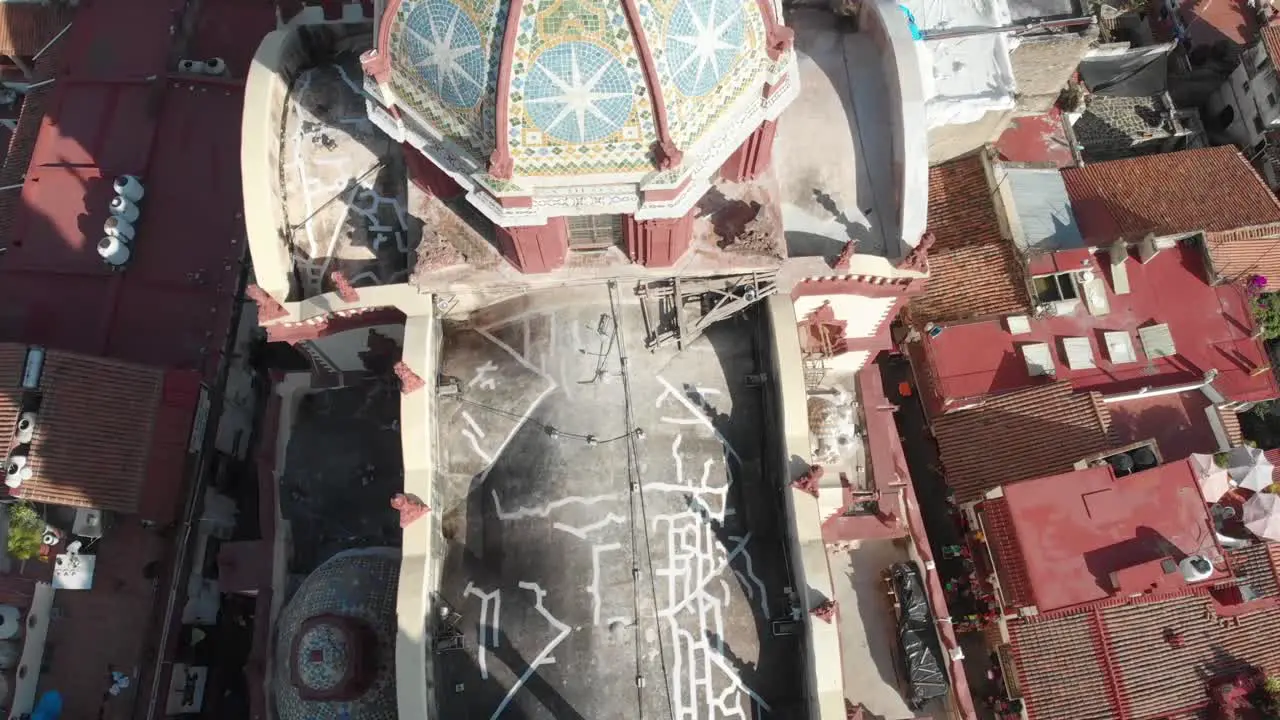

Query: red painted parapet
left=811, top=598, right=837, bottom=623
left=392, top=493, right=430, bottom=527
left=330, top=270, right=360, bottom=303
left=245, top=283, right=289, bottom=322
left=393, top=361, right=425, bottom=394
left=791, top=464, right=824, bottom=497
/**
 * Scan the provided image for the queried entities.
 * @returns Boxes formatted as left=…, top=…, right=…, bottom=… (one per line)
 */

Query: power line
left=609, top=280, right=676, bottom=720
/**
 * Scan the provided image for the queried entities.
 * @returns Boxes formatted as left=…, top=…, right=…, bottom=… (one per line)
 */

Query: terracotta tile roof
left=0, top=3, right=73, bottom=58
left=1009, top=612, right=1113, bottom=720
left=0, top=344, right=26, bottom=460
left=15, top=349, right=165, bottom=514
left=980, top=497, right=1035, bottom=608
left=1205, top=222, right=1280, bottom=290
left=931, top=382, right=1117, bottom=503
left=1062, top=147, right=1280, bottom=246
left=1264, top=25, right=1280, bottom=67
left=1228, top=542, right=1280, bottom=599
left=1013, top=595, right=1280, bottom=719
left=912, top=155, right=1031, bottom=323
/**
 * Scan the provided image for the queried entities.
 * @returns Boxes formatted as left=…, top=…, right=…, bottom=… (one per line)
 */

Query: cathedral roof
left=378, top=0, right=790, bottom=179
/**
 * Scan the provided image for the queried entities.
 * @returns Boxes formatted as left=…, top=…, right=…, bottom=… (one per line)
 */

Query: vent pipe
left=109, top=196, right=139, bottom=223
left=20, top=347, right=42, bottom=390
left=103, top=215, right=135, bottom=242
left=98, top=236, right=131, bottom=266
left=113, top=175, right=144, bottom=203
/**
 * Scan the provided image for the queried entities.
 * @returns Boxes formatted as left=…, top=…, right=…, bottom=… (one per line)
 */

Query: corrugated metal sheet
left=1005, top=168, right=1085, bottom=255
left=17, top=350, right=162, bottom=513
left=932, top=382, right=1117, bottom=503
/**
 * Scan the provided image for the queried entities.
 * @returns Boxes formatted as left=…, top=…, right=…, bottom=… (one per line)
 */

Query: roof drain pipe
left=1101, top=370, right=1220, bottom=405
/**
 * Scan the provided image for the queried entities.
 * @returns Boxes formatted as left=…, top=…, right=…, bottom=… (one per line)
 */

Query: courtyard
left=432, top=287, right=805, bottom=719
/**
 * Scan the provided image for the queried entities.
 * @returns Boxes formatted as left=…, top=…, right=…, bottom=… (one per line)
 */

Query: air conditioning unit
left=15, top=413, right=37, bottom=445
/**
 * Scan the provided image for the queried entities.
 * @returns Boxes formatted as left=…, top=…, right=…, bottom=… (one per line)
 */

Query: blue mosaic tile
left=665, top=0, right=746, bottom=97
left=404, top=0, right=489, bottom=108
left=524, top=41, right=636, bottom=143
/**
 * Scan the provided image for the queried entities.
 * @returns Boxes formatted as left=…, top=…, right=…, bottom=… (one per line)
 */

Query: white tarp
left=903, top=0, right=1018, bottom=129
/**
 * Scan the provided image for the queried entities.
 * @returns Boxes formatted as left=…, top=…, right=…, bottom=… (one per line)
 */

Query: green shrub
left=7, top=503, right=44, bottom=561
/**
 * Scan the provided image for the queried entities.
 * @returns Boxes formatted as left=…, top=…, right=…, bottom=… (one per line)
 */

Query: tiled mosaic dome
left=386, top=0, right=784, bottom=177
left=273, top=548, right=400, bottom=720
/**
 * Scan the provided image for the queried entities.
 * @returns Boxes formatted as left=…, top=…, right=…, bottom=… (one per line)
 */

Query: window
left=1269, top=93, right=1278, bottom=107
left=1031, top=273, right=1078, bottom=304
left=566, top=215, right=623, bottom=250
left=1217, top=105, right=1236, bottom=129
left=1256, top=115, right=1266, bottom=134
left=1244, top=80, right=1252, bottom=92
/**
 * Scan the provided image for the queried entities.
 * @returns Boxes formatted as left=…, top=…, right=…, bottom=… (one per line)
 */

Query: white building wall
left=1208, top=44, right=1280, bottom=150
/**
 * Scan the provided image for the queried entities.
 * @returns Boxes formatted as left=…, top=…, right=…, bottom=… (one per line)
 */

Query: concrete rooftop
left=431, top=290, right=805, bottom=718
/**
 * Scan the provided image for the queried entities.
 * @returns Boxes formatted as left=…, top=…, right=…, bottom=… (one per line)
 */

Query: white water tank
left=113, top=174, right=144, bottom=202
left=103, top=215, right=135, bottom=241
left=204, top=57, right=226, bottom=76
left=178, top=59, right=205, bottom=74
left=109, top=195, right=139, bottom=223
left=98, top=236, right=131, bottom=266
left=1179, top=554, right=1214, bottom=583
left=14, top=413, right=36, bottom=445
left=5, top=455, right=27, bottom=489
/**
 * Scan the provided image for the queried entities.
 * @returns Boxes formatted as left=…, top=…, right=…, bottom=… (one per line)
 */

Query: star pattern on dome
left=525, top=42, right=636, bottom=144
left=666, top=0, right=745, bottom=97
left=404, top=0, right=488, bottom=109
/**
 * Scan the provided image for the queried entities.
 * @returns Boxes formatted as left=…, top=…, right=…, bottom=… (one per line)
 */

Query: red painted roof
left=993, top=109, right=1075, bottom=168
left=1150, top=0, right=1261, bottom=48
left=980, top=497, right=1036, bottom=608
left=930, top=382, right=1117, bottom=503
left=915, top=242, right=1279, bottom=409
left=1001, top=459, right=1225, bottom=614
left=0, top=0, right=272, bottom=377
left=913, top=155, right=1030, bottom=323
left=1063, top=147, right=1280, bottom=247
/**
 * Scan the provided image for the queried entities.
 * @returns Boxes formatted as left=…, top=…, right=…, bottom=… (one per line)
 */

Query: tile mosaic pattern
left=391, top=0, right=508, bottom=158
left=274, top=548, right=400, bottom=720
left=387, top=0, right=777, bottom=177
left=635, top=0, right=771, bottom=151
left=508, top=0, right=658, bottom=175
left=295, top=622, right=352, bottom=692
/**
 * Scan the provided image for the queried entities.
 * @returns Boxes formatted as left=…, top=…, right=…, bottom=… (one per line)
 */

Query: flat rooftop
left=1000, top=458, right=1224, bottom=613
left=432, top=289, right=804, bottom=718
left=0, top=2, right=272, bottom=377
left=919, top=242, right=1277, bottom=405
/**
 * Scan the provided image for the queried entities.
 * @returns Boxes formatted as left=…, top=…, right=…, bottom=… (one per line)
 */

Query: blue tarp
left=31, top=691, right=63, bottom=720
left=900, top=4, right=924, bottom=40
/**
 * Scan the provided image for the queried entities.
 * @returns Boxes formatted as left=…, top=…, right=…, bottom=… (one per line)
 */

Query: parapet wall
left=763, top=295, right=847, bottom=719
left=396, top=308, right=443, bottom=720
left=859, top=0, right=929, bottom=255
left=241, top=24, right=373, bottom=305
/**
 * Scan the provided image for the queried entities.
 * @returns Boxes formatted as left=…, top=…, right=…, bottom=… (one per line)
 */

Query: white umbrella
left=1244, top=492, right=1280, bottom=541
left=1189, top=453, right=1218, bottom=478
left=1198, top=469, right=1234, bottom=504
left=1227, top=446, right=1276, bottom=492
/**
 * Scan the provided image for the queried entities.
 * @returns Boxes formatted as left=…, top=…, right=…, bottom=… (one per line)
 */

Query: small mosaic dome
left=274, top=548, right=400, bottom=720
left=382, top=0, right=791, bottom=178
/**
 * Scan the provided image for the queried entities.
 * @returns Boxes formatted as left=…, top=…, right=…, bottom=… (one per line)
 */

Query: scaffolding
left=636, top=271, right=778, bottom=351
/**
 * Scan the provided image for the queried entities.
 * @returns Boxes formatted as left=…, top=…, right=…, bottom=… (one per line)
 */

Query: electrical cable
left=608, top=280, right=676, bottom=720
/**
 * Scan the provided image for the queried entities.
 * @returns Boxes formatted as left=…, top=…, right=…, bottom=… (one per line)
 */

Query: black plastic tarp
left=1079, top=44, right=1172, bottom=97
left=889, top=562, right=950, bottom=709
